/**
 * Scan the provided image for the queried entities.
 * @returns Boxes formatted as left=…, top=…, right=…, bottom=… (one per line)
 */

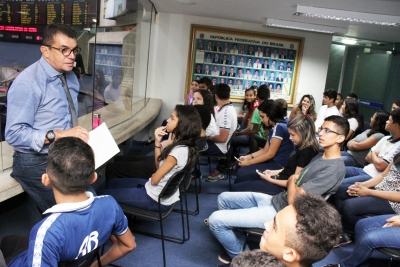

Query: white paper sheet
left=88, top=123, right=120, bottom=169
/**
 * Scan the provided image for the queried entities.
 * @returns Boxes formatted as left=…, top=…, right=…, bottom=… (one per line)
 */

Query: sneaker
left=334, top=233, right=352, bottom=248
left=218, top=251, right=232, bottom=264
left=206, top=170, right=225, bottom=182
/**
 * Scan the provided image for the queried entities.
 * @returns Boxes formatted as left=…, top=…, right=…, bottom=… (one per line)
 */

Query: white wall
left=137, top=13, right=332, bottom=139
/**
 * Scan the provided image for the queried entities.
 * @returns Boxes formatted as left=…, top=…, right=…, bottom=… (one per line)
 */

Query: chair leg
left=159, top=215, right=167, bottom=267
left=208, top=157, right=211, bottom=175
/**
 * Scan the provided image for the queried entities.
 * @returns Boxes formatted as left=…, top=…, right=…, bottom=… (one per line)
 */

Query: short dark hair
left=286, top=193, right=342, bottom=267
left=275, top=99, right=288, bottom=117
left=257, top=84, right=270, bottom=101
left=323, top=88, right=337, bottom=101
left=215, top=84, right=230, bottom=100
left=393, top=99, right=400, bottom=108
left=42, top=24, right=76, bottom=46
left=258, top=100, right=285, bottom=124
left=231, top=250, right=285, bottom=267
left=198, top=77, right=212, bottom=89
left=347, top=93, right=358, bottom=100
left=192, top=105, right=211, bottom=131
left=324, top=115, right=350, bottom=141
left=112, top=68, right=122, bottom=78
left=391, top=108, right=400, bottom=125
left=47, top=137, right=95, bottom=195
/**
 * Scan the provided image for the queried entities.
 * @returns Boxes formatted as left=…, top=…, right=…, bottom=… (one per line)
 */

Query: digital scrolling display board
left=0, top=0, right=97, bottom=43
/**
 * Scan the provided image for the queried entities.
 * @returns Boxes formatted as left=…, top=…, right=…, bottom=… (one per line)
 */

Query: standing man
left=5, top=24, right=89, bottom=213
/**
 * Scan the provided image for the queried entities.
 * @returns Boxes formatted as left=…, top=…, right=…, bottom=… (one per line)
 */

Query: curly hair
left=231, top=250, right=285, bottom=267
left=296, top=94, right=316, bottom=118
left=285, top=193, right=342, bottom=267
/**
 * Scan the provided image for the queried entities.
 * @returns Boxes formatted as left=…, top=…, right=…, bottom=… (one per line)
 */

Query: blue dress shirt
left=6, top=57, right=79, bottom=153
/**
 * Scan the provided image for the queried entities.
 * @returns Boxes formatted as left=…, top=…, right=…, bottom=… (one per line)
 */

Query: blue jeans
left=340, top=215, right=400, bottom=267
left=101, top=178, right=170, bottom=212
left=335, top=167, right=372, bottom=210
left=11, top=152, right=55, bottom=213
left=235, top=161, right=283, bottom=184
left=209, top=192, right=277, bottom=259
left=340, top=196, right=395, bottom=235
left=341, top=152, right=364, bottom=167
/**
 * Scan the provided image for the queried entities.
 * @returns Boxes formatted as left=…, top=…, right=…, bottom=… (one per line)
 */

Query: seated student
left=260, top=194, right=342, bottom=267
left=315, top=89, right=341, bottom=133
left=192, top=89, right=219, bottom=137
left=198, top=76, right=213, bottom=91
left=235, top=100, right=295, bottom=184
left=341, top=110, right=389, bottom=167
left=341, top=98, right=359, bottom=140
left=6, top=137, right=136, bottom=266
left=208, top=115, right=348, bottom=265
left=233, top=85, right=270, bottom=155
left=232, top=115, right=319, bottom=195
left=275, top=98, right=288, bottom=122
left=186, top=80, right=199, bottom=105
left=231, top=250, right=284, bottom=267
left=335, top=93, right=343, bottom=111
left=238, top=88, right=259, bottom=130
left=392, top=99, right=400, bottom=111
left=339, top=108, right=400, bottom=186
left=334, top=152, right=400, bottom=246
left=289, top=94, right=317, bottom=122
left=204, top=84, right=238, bottom=182
left=102, top=105, right=201, bottom=211
left=323, top=214, right=400, bottom=267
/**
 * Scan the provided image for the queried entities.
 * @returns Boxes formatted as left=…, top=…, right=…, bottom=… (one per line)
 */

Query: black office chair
left=377, top=247, right=400, bottom=267
left=119, top=169, right=188, bottom=267
left=58, top=247, right=101, bottom=267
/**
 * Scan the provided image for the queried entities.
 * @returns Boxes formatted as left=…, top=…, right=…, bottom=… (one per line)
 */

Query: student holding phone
left=232, top=115, right=319, bottom=194
left=234, top=100, right=294, bottom=190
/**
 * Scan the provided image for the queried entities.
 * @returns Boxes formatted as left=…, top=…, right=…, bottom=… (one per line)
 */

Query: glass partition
left=0, top=0, right=154, bottom=171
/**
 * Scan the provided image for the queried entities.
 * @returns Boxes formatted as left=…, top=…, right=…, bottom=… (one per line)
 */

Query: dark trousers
left=249, top=134, right=266, bottom=153
left=106, top=155, right=156, bottom=179
left=0, top=235, right=29, bottom=264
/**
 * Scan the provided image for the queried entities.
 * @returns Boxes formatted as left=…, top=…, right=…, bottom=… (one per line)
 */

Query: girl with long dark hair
left=289, top=94, right=317, bottom=121
left=341, top=110, right=389, bottom=167
left=342, top=98, right=360, bottom=140
left=102, top=105, right=201, bottom=211
left=235, top=100, right=295, bottom=183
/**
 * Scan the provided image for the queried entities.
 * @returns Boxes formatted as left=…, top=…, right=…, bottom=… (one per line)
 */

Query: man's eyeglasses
left=318, top=127, right=342, bottom=135
left=44, top=45, right=81, bottom=56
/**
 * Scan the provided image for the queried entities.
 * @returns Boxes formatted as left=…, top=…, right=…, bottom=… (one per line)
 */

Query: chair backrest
left=58, top=247, right=101, bottom=267
left=159, top=170, right=187, bottom=200
left=198, top=136, right=208, bottom=152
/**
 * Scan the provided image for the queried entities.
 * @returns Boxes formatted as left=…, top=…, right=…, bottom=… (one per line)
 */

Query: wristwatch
left=46, top=130, right=55, bottom=144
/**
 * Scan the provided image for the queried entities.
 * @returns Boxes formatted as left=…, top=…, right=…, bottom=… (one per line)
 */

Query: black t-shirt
left=278, top=146, right=319, bottom=180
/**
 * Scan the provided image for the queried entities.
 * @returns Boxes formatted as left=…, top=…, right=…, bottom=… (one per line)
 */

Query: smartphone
left=234, top=156, right=240, bottom=162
